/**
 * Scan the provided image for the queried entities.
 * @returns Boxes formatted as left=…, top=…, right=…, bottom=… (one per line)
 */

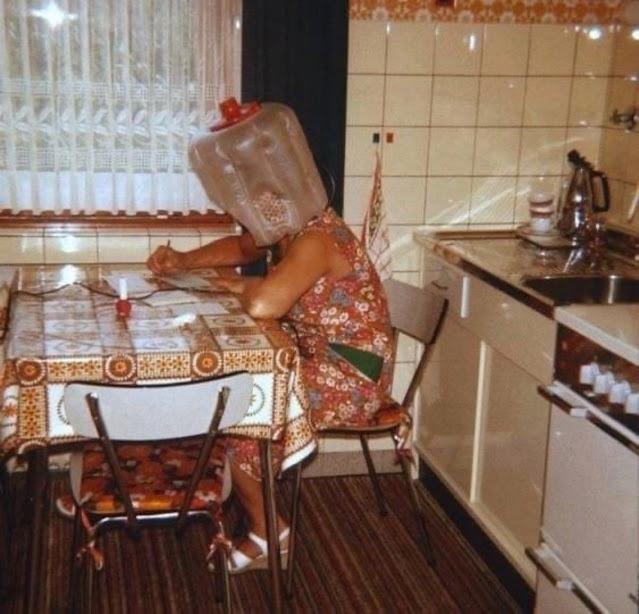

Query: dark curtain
left=241, top=0, right=349, bottom=216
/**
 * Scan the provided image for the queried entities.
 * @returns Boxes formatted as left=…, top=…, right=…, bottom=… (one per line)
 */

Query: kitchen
left=1, top=0, right=638, bottom=612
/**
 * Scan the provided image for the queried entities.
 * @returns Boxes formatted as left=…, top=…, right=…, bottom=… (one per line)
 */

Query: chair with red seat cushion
left=285, top=279, right=448, bottom=596
left=63, top=373, right=253, bottom=613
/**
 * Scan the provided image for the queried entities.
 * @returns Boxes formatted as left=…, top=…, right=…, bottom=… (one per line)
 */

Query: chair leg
left=68, top=509, right=83, bottom=613
left=398, top=454, right=436, bottom=567
left=359, top=434, right=387, bottom=516
left=259, top=440, right=283, bottom=614
left=219, top=549, right=232, bottom=614
left=0, top=461, right=10, bottom=596
left=285, top=462, right=302, bottom=599
left=25, top=448, right=48, bottom=614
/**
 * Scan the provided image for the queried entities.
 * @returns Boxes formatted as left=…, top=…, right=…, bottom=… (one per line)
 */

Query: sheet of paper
left=170, top=301, right=228, bottom=316
left=0, top=267, right=17, bottom=288
left=105, top=272, right=155, bottom=296
left=158, top=273, right=214, bottom=291
left=143, top=290, right=201, bottom=307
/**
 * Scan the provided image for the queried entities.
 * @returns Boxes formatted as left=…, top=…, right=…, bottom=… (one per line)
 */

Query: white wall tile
left=44, top=234, right=98, bottom=264
left=388, top=225, right=422, bottom=272
left=434, top=23, right=483, bottom=75
left=98, top=235, right=150, bottom=263
left=387, top=22, right=435, bottom=74
left=519, top=128, right=567, bottom=175
left=343, top=176, right=373, bottom=225
left=528, top=25, right=577, bottom=76
left=473, top=128, right=520, bottom=176
left=523, top=77, right=572, bottom=126
left=482, top=24, right=530, bottom=76
left=0, top=235, right=44, bottom=264
left=384, top=76, right=432, bottom=126
left=428, top=128, right=475, bottom=176
left=348, top=20, right=387, bottom=74
left=568, top=77, right=608, bottom=126
left=477, top=77, right=526, bottom=126
left=346, top=75, right=385, bottom=125
left=425, top=177, right=472, bottom=225
left=564, top=128, right=603, bottom=167
left=431, top=77, right=479, bottom=126
left=574, top=26, right=615, bottom=76
left=345, top=128, right=380, bottom=175
left=383, top=177, right=426, bottom=224
left=382, top=128, right=429, bottom=176
left=470, top=177, right=516, bottom=223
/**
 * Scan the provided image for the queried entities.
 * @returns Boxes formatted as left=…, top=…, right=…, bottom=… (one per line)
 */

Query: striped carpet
left=2, top=472, right=520, bottom=613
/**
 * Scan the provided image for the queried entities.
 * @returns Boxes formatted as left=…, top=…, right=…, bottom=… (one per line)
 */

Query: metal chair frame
left=285, top=280, right=448, bottom=596
left=64, top=373, right=253, bottom=614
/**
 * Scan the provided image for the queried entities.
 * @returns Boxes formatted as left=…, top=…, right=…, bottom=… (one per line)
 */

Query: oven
left=528, top=327, right=639, bottom=613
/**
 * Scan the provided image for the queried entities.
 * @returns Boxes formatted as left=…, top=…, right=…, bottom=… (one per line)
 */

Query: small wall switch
left=372, top=132, right=380, bottom=144
left=386, top=132, right=394, bottom=143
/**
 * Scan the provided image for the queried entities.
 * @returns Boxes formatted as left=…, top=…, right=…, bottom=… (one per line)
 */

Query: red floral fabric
left=287, top=208, right=394, bottom=428
left=227, top=209, right=394, bottom=479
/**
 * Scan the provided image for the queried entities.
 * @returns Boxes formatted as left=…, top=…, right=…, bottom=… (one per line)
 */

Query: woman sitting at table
left=147, top=101, right=394, bottom=572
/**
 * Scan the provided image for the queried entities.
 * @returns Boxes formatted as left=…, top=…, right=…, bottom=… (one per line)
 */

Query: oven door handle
left=525, top=546, right=605, bottom=614
left=537, top=385, right=589, bottom=418
left=538, top=385, right=639, bottom=456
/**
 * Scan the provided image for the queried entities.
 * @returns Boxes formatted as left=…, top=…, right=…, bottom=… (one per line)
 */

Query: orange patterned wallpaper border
left=349, top=1, right=623, bottom=24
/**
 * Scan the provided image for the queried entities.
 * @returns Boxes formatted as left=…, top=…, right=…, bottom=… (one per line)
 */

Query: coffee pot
left=557, top=150, right=610, bottom=244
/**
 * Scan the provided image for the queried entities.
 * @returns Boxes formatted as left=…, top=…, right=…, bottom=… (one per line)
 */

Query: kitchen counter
left=415, top=230, right=639, bottom=365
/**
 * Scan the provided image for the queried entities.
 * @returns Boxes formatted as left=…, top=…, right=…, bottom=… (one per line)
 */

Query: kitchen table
left=0, top=264, right=315, bottom=613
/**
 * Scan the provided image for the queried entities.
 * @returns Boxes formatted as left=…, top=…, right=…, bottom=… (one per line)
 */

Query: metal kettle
left=557, top=150, right=610, bottom=244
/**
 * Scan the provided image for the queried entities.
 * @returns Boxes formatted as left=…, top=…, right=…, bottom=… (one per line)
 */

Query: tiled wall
left=343, top=21, right=614, bottom=246
left=600, top=24, right=639, bottom=231
left=0, top=227, right=236, bottom=265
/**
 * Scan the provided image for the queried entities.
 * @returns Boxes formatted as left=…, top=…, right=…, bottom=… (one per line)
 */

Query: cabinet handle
left=525, top=547, right=604, bottom=614
left=538, top=385, right=639, bottom=457
left=430, top=280, right=449, bottom=291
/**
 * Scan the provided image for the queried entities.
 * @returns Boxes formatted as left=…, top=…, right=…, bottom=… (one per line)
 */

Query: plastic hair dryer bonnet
left=189, top=99, right=327, bottom=247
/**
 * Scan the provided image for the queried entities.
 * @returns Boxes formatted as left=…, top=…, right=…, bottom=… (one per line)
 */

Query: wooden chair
left=285, top=279, right=448, bottom=595
left=63, top=373, right=253, bottom=613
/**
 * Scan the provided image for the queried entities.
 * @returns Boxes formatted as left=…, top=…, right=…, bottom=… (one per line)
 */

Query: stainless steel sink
left=521, top=275, right=639, bottom=305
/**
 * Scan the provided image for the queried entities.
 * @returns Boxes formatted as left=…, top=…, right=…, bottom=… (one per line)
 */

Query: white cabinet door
left=543, top=405, right=639, bottom=614
left=475, top=346, right=550, bottom=583
left=536, top=574, right=591, bottom=614
left=417, top=315, right=480, bottom=497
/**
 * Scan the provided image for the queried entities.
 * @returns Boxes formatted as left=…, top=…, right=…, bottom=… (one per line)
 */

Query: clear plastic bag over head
left=189, top=99, right=328, bottom=246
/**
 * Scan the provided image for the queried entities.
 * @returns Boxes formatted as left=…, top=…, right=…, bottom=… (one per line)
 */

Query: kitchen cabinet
left=415, top=253, right=556, bottom=585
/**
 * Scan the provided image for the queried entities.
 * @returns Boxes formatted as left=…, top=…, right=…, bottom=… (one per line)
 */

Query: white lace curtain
left=0, top=0, right=241, bottom=215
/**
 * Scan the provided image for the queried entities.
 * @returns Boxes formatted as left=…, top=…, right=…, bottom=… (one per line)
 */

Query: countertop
left=415, top=230, right=639, bottom=365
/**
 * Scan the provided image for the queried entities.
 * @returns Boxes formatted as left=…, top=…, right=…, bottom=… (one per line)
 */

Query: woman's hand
left=147, top=245, right=185, bottom=275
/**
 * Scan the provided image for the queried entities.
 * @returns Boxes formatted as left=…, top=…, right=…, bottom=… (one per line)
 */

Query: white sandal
left=227, top=528, right=290, bottom=575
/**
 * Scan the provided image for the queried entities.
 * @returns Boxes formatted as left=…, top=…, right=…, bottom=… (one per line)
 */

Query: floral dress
left=285, top=208, right=394, bottom=429
left=227, top=209, right=394, bottom=479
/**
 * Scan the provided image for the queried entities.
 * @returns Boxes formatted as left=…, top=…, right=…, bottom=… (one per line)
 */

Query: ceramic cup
left=530, top=216, right=553, bottom=234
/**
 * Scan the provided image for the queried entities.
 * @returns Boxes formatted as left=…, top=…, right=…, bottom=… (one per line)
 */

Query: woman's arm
left=218, top=231, right=349, bottom=319
left=147, top=232, right=266, bottom=274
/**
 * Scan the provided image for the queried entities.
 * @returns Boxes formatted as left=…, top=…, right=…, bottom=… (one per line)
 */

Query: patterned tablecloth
left=0, top=265, right=315, bottom=471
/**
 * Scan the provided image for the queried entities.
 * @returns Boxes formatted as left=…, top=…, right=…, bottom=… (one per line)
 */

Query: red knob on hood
left=211, top=97, right=261, bottom=131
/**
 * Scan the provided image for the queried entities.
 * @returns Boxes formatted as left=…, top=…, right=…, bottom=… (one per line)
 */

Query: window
left=0, top=0, right=241, bottom=217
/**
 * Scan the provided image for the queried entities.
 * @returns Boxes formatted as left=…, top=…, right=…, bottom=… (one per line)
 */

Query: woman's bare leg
left=230, top=460, right=289, bottom=558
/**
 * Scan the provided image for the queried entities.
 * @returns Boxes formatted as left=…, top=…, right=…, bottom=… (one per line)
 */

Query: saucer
left=518, top=223, right=560, bottom=238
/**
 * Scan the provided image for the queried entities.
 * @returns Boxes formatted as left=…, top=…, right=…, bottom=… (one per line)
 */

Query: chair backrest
left=64, top=372, right=253, bottom=441
left=64, top=373, right=253, bottom=530
left=383, top=278, right=448, bottom=345
left=383, top=279, right=448, bottom=409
